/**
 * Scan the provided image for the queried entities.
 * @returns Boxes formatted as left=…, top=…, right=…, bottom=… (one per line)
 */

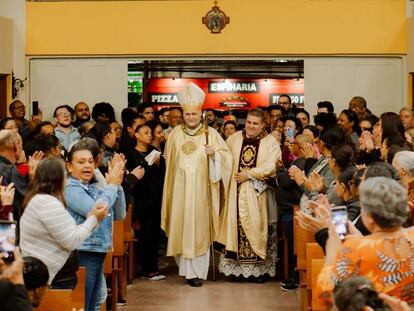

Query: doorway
left=0, top=74, right=9, bottom=118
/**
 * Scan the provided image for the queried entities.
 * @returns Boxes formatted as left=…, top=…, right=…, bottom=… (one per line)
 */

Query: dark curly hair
left=334, top=276, right=391, bottom=311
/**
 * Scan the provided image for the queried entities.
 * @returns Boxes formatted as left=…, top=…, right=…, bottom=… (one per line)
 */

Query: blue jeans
left=79, top=251, right=106, bottom=311
left=96, top=275, right=107, bottom=311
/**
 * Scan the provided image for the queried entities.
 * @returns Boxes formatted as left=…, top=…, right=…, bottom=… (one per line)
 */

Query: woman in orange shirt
left=315, top=176, right=414, bottom=308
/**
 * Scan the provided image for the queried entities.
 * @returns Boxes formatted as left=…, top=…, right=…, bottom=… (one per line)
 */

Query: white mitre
left=177, top=82, right=205, bottom=111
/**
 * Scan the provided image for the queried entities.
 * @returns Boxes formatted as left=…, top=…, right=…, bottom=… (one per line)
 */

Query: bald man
left=0, top=130, right=27, bottom=222
left=73, top=102, right=91, bottom=128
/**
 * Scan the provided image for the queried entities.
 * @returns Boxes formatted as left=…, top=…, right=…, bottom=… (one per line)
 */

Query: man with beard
left=54, top=105, right=80, bottom=151
left=157, top=108, right=170, bottom=130
left=205, top=109, right=220, bottom=131
left=73, top=101, right=91, bottom=128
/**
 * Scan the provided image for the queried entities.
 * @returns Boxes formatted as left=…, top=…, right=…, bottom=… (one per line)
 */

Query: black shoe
left=280, top=276, right=297, bottom=286
left=116, top=298, right=127, bottom=306
left=187, top=278, right=202, bottom=287
left=248, top=275, right=267, bottom=283
left=281, top=282, right=299, bottom=291
left=280, top=275, right=299, bottom=291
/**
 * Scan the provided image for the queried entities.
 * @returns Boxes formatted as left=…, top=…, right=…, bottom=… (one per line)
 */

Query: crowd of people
left=0, top=83, right=413, bottom=311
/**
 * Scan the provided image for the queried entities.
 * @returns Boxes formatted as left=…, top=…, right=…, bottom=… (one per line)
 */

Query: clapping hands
left=359, top=131, right=375, bottom=152
left=304, top=171, right=325, bottom=193
left=90, top=202, right=109, bottom=222
left=106, top=154, right=126, bottom=186
left=131, top=166, right=145, bottom=180
left=28, top=151, right=44, bottom=180
left=288, top=165, right=306, bottom=186
left=300, top=142, right=316, bottom=159
left=296, top=199, right=331, bottom=234
left=0, top=178, right=15, bottom=206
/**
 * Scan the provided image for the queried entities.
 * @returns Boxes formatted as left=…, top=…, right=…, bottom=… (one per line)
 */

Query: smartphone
left=330, top=206, right=349, bottom=240
left=0, top=221, right=16, bottom=263
left=32, top=101, right=39, bottom=116
left=287, top=127, right=294, bottom=140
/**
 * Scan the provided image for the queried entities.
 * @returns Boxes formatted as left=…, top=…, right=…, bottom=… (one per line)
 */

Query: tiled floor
left=119, top=260, right=298, bottom=311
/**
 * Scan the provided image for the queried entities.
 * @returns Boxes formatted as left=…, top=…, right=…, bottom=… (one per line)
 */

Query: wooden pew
left=311, top=259, right=327, bottom=311
left=72, top=267, right=86, bottom=310
left=306, top=243, right=324, bottom=286
left=294, top=209, right=316, bottom=311
left=34, top=290, right=73, bottom=311
left=123, top=206, right=135, bottom=284
left=103, top=251, right=119, bottom=311
left=101, top=219, right=129, bottom=310
left=306, top=243, right=325, bottom=310
left=293, top=205, right=299, bottom=255
left=296, top=225, right=315, bottom=271
left=34, top=267, right=86, bottom=311
left=113, top=220, right=127, bottom=301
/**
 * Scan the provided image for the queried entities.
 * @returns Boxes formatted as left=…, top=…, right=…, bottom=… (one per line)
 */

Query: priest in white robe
left=161, top=82, right=232, bottom=287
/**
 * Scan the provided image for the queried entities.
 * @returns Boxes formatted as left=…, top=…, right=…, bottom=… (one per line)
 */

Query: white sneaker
left=142, top=274, right=166, bottom=281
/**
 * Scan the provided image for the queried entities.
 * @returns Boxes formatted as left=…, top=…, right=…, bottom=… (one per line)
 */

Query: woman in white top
left=20, top=157, right=108, bottom=289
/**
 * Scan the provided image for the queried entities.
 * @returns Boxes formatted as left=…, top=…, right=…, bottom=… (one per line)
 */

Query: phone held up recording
left=330, top=206, right=349, bottom=240
left=0, top=221, right=17, bottom=263
left=32, top=101, right=39, bottom=116
left=287, top=127, right=294, bottom=140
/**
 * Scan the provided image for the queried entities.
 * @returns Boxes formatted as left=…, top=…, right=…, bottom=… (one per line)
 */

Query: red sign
left=146, top=78, right=304, bottom=110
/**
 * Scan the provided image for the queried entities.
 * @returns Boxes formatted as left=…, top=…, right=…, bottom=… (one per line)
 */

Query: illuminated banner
left=208, top=81, right=260, bottom=93
left=269, top=93, right=305, bottom=105
left=149, top=93, right=178, bottom=104
left=146, top=78, right=304, bottom=110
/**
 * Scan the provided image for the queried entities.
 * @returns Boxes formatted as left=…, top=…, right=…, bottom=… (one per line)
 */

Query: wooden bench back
left=123, top=205, right=133, bottom=242
left=306, top=243, right=324, bottom=285
left=295, top=221, right=316, bottom=270
left=72, top=267, right=86, bottom=309
left=103, top=251, right=113, bottom=275
left=34, top=289, right=73, bottom=311
left=113, top=220, right=124, bottom=257
left=33, top=266, right=87, bottom=311
left=311, top=259, right=327, bottom=311
left=293, top=205, right=299, bottom=255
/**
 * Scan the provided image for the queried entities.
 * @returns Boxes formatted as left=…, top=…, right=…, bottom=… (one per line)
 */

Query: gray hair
left=0, top=129, right=19, bottom=149
left=393, top=151, right=414, bottom=176
left=359, top=177, right=408, bottom=229
left=399, top=107, right=414, bottom=115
